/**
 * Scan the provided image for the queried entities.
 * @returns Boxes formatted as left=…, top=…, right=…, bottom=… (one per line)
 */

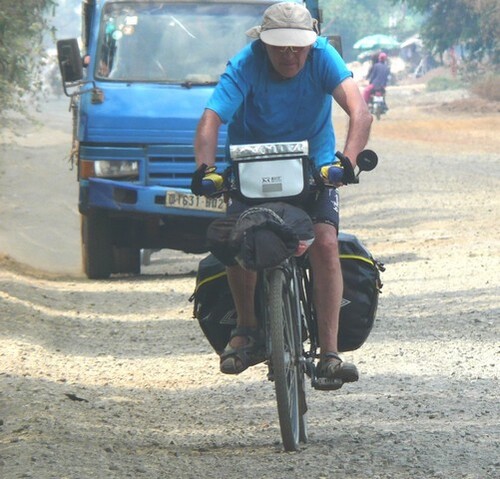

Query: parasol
left=353, top=34, right=400, bottom=51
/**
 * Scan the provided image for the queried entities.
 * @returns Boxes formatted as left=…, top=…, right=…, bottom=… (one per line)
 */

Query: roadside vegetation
left=470, top=73, right=500, bottom=102
left=0, top=1, right=57, bottom=120
left=426, top=76, right=464, bottom=92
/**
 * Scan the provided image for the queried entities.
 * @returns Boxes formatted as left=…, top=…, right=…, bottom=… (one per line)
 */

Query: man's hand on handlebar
left=320, top=153, right=356, bottom=186
left=321, top=161, right=345, bottom=186
left=334, top=151, right=357, bottom=184
left=191, top=164, right=224, bottom=196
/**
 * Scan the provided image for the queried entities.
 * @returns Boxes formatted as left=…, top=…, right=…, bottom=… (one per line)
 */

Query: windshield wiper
left=181, top=80, right=218, bottom=89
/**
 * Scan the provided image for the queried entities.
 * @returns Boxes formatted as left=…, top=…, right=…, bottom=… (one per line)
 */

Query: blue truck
left=57, top=0, right=325, bottom=278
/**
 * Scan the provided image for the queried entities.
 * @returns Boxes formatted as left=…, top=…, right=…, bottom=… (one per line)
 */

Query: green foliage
left=392, top=0, right=499, bottom=65
left=426, top=76, right=463, bottom=92
left=0, top=0, right=57, bottom=117
left=320, top=0, right=421, bottom=62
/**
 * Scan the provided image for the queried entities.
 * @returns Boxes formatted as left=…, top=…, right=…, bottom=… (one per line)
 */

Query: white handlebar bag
left=230, top=141, right=311, bottom=204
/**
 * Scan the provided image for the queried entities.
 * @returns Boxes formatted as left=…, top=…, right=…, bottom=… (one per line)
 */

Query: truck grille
left=147, top=156, right=194, bottom=187
left=146, top=145, right=226, bottom=188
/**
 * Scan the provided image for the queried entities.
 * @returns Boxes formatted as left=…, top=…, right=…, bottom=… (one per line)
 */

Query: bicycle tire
left=267, top=265, right=303, bottom=451
left=298, top=365, right=308, bottom=444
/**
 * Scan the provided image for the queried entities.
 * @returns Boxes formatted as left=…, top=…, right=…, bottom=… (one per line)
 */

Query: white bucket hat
left=246, top=2, right=318, bottom=47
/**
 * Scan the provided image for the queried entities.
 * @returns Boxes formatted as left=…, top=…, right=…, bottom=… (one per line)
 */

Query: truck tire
left=81, top=210, right=113, bottom=279
left=113, top=247, right=140, bottom=275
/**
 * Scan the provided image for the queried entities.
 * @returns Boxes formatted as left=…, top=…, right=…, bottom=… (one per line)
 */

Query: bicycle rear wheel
left=267, top=265, right=304, bottom=451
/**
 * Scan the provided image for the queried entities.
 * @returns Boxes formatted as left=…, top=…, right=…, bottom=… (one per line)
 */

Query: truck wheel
left=81, top=211, right=113, bottom=279
left=113, top=247, right=140, bottom=275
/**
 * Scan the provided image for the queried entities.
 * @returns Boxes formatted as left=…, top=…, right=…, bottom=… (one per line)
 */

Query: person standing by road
left=193, top=2, right=372, bottom=385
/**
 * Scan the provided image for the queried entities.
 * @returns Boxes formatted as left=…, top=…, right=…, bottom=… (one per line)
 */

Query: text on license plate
left=165, top=191, right=226, bottom=213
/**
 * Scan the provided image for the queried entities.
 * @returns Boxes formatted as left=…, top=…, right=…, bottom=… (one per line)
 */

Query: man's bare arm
left=333, top=77, right=373, bottom=167
left=194, top=109, right=223, bottom=168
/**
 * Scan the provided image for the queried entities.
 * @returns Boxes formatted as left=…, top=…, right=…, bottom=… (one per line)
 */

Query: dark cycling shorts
left=227, top=187, right=340, bottom=231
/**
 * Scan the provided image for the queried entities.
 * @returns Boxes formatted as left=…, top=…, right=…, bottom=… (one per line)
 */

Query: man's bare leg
left=226, top=265, right=258, bottom=349
left=308, top=223, right=342, bottom=353
left=308, top=223, right=359, bottom=382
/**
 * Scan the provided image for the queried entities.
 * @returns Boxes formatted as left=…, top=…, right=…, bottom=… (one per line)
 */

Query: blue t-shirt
left=206, top=36, right=351, bottom=167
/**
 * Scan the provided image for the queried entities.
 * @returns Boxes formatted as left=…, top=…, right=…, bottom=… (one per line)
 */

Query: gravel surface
left=1, top=86, right=499, bottom=478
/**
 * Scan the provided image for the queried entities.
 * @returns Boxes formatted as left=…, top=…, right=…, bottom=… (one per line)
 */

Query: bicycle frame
left=295, top=255, right=320, bottom=364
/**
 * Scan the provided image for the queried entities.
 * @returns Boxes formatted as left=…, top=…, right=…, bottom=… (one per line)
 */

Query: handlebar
left=334, top=151, right=357, bottom=184
left=191, top=149, right=378, bottom=197
left=335, top=149, right=378, bottom=184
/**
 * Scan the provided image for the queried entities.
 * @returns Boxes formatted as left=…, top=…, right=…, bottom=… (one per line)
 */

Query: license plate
left=165, top=191, right=226, bottom=213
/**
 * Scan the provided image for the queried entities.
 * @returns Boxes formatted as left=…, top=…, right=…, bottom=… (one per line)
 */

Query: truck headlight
left=80, top=160, right=139, bottom=179
left=95, top=160, right=138, bottom=178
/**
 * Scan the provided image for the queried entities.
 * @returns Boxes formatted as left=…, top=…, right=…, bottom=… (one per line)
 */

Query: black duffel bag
left=206, top=202, right=314, bottom=271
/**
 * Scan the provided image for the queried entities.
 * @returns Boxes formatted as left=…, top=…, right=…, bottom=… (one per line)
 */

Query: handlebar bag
left=230, top=141, right=311, bottom=204
left=206, top=202, right=314, bottom=270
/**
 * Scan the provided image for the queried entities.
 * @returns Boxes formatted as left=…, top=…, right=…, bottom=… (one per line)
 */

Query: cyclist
left=194, top=2, right=372, bottom=385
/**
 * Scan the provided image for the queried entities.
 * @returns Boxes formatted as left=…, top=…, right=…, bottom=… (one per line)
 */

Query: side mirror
left=357, top=150, right=378, bottom=172
left=328, top=35, right=343, bottom=58
left=57, top=39, right=83, bottom=83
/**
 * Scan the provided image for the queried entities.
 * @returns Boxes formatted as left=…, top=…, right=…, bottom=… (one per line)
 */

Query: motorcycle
left=368, top=87, right=388, bottom=120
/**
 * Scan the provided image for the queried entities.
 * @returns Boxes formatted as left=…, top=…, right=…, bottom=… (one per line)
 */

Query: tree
left=320, top=0, right=416, bottom=62
left=0, top=0, right=57, bottom=117
left=463, top=0, right=499, bottom=64
left=392, top=0, right=499, bottom=65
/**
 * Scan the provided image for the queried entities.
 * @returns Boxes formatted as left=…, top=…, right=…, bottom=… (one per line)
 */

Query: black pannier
left=190, top=232, right=384, bottom=354
left=189, top=254, right=236, bottom=355
left=337, top=232, right=384, bottom=352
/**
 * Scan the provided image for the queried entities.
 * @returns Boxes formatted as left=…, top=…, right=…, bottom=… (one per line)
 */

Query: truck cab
left=58, top=0, right=321, bottom=278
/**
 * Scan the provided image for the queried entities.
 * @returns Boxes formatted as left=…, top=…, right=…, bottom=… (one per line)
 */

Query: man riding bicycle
left=193, top=2, right=372, bottom=385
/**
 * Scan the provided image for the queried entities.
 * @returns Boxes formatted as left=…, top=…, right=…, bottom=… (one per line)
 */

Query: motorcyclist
left=193, top=2, right=372, bottom=384
left=363, top=52, right=391, bottom=104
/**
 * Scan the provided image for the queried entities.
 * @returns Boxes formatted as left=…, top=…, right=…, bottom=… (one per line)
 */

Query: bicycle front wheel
left=267, top=265, right=303, bottom=451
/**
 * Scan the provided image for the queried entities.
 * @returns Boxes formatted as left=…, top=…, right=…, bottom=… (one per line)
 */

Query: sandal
left=317, top=352, right=359, bottom=383
left=220, top=327, right=266, bottom=375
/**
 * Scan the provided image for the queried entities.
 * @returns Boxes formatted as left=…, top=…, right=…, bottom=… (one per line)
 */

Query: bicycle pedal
left=313, top=377, right=343, bottom=391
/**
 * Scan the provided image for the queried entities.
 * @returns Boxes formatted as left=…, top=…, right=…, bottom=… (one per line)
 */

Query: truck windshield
left=95, top=1, right=270, bottom=83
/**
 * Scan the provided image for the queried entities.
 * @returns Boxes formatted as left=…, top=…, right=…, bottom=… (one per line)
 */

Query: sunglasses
left=273, top=46, right=307, bottom=54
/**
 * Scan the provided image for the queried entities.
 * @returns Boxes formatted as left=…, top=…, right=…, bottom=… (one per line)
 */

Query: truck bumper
left=84, top=178, right=226, bottom=218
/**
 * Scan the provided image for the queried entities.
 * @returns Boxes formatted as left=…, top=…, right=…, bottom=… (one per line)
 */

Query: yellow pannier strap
left=340, top=254, right=374, bottom=266
left=195, top=271, right=227, bottom=292
left=196, top=256, right=373, bottom=294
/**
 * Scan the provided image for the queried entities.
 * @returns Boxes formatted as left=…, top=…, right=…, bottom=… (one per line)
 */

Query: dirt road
left=0, top=98, right=80, bottom=274
left=1, top=87, right=499, bottom=478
